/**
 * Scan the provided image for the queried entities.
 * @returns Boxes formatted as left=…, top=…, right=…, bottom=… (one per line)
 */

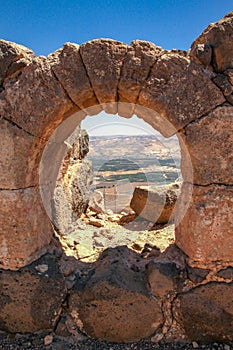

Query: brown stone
left=0, top=117, right=46, bottom=188
left=180, top=105, right=233, bottom=185
left=130, top=183, right=180, bottom=224
left=48, top=43, right=100, bottom=113
left=0, top=186, right=53, bottom=270
left=138, top=55, right=225, bottom=136
left=173, top=282, right=233, bottom=342
left=190, top=12, right=233, bottom=72
left=0, top=39, right=35, bottom=85
left=80, top=39, right=128, bottom=113
left=0, top=56, right=77, bottom=139
left=118, top=40, right=163, bottom=117
left=175, top=183, right=233, bottom=262
left=0, top=254, right=66, bottom=333
left=69, top=246, right=163, bottom=342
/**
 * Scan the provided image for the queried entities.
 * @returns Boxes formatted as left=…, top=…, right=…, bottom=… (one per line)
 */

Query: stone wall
left=0, top=11, right=232, bottom=343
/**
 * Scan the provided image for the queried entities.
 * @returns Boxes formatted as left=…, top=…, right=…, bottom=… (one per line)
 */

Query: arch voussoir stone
left=118, top=40, right=163, bottom=118
left=48, top=42, right=101, bottom=115
left=138, top=52, right=225, bottom=135
left=80, top=39, right=128, bottom=114
left=0, top=55, right=77, bottom=139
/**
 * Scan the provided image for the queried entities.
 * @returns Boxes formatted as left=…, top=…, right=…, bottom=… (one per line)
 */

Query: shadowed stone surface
left=69, top=247, right=163, bottom=343
left=173, top=282, right=233, bottom=342
left=0, top=254, right=66, bottom=333
left=0, top=39, right=35, bottom=85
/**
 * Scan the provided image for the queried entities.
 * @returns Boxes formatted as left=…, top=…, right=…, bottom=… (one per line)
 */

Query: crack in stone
left=135, top=48, right=167, bottom=109
left=0, top=185, right=37, bottom=191
left=78, top=47, right=102, bottom=109
left=178, top=101, right=228, bottom=133
left=116, top=44, right=130, bottom=104
left=50, top=68, right=82, bottom=111
left=0, top=115, right=45, bottom=139
left=185, top=181, right=233, bottom=188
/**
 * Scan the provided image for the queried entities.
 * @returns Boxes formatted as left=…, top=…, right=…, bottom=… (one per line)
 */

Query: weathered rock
left=173, top=282, right=233, bottom=342
left=48, top=43, right=100, bottom=113
left=0, top=39, right=35, bottom=85
left=52, top=127, right=93, bottom=236
left=175, top=183, right=233, bottom=262
left=88, top=190, right=105, bottom=214
left=217, top=267, right=233, bottom=280
left=0, top=186, right=52, bottom=270
left=80, top=39, right=128, bottom=113
left=146, top=244, right=186, bottom=297
left=186, top=265, right=209, bottom=284
left=69, top=246, right=163, bottom=342
left=130, top=183, right=180, bottom=224
left=190, top=12, right=233, bottom=72
left=0, top=254, right=66, bottom=333
left=0, top=56, right=77, bottom=139
left=118, top=40, right=163, bottom=117
left=138, top=54, right=225, bottom=136
left=180, top=105, right=233, bottom=185
left=0, top=117, right=45, bottom=188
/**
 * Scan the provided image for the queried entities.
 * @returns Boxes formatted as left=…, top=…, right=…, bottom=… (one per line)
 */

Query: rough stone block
left=138, top=55, right=225, bottom=135
left=190, top=12, right=233, bottom=72
left=0, top=39, right=35, bottom=85
left=180, top=105, right=233, bottom=185
left=69, top=246, right=163, bottom=342
left=0, top=254, right=66, bottom=332
left=173, top=282, right=233, bottom=342
left=0, top=186, right=53, bottom=270
left=0, top=117, right=46, bottom=188
left=118, top=40, right=162, bottom=116
left=80, top=39, right=128, bottom=114
left=0, top=57, right=77, bottom=139
left=48, top=43, right=100, bottom=112
left=175, top=183, right=233, bottom=262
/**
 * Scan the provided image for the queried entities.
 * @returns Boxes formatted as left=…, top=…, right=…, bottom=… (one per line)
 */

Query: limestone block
left=130, top=183, right=180, bottom=224
left=0, top=254, right=66, bottom=332
left=118, top=40, right=162, bottom=117
left=138, top=55, right=225, bottom=136
left=173, top=282, right=233, bottom=342
left=48, top=43, right=100, bottom=113
left=0, top=118, right=46, bottom=188
left=0, top=186, right=52, bottom=270
left=175, top=183, right=233, bottom=262
left=0, top=56, right=77, bottom=139
left=180, top=105, right=233, bottom=185
left=69, top=246, right=162, bottom=342
left=0, top=39, right=35, bottom=85
left=80, top=39, right=128, bottom=113
left=190, top=12, right=233, bottom=72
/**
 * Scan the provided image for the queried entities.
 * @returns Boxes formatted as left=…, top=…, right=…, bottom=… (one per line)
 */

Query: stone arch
left=0, top=12, right=233, bottom=270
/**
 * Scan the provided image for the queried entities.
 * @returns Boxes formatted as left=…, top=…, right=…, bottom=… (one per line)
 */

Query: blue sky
left=2, top=1, right=232, bottom=136
left=2, top=0, right=232, bottom=56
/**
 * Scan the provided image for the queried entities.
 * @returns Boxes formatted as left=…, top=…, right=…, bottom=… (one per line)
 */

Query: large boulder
left=173, top=282, right=233, bottom=342
left=68, top=246, right=163, bottom=343
left=0, top=254, right=66, bottom=333
left=130, top=183, right=180, bottom=224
